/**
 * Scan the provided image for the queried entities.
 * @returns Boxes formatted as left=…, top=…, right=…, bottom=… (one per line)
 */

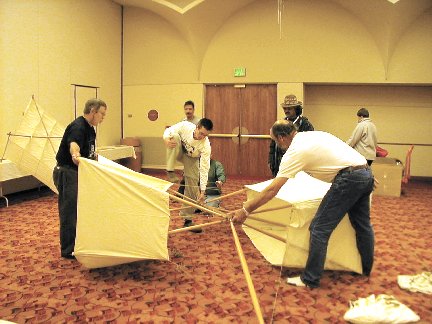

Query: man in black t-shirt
left=53, top=98, right=107, bottom=259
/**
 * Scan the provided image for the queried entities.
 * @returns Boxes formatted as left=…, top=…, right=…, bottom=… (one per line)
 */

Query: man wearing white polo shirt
left=232, top=119, right=375, bottom=288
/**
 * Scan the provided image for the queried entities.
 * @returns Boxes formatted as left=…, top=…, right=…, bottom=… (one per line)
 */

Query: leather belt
left=338, top=164, right=369, bottom=175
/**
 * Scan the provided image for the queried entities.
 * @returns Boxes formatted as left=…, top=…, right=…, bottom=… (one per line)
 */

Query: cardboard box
left=371, top=157, right=403, bottom=197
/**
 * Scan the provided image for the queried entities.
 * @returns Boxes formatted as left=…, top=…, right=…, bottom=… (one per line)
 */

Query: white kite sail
left=3, top=97, right=64, bottom=193
left=243, top=171, right=363, bottom=274
left=3, top=98, right=176, bottom=269
left=74, top=156, right=173, bottom=269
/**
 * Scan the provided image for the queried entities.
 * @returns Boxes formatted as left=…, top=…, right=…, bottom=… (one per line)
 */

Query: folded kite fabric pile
left=397, top=272, right=432, bottom=295
left=343, top=294, right=420, bottom=323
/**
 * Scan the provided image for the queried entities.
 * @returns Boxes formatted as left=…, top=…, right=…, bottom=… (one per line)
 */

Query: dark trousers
left=178, top=178, right=185, bottom=195
left=301, top=168, right=375, bottom=287
left=53, top=165, right=78, bottom=257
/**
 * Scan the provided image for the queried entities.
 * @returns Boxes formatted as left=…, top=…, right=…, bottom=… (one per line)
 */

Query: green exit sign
left=234, top=67, right=246, bottom=77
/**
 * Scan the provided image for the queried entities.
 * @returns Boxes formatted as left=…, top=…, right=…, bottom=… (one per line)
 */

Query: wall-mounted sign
left=234, top=67, right=246, bottom=77
left=148, top=109, right=158, bottom=121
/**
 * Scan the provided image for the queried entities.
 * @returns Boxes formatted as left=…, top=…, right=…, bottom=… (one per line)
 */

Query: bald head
left=271, top=119, right=297, bottom=139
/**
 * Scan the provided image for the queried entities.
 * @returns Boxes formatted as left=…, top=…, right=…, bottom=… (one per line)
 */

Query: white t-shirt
left=277, top=131, right=367, bottom=183
left=182, top=115, right=200, bottom=125
left=163, top=121, right=211, bottom=190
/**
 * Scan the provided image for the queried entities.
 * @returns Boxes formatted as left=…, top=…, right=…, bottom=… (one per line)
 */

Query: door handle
left=239, top=134, right=271, bottom=139
left=208, top=133, right=239, bottom=138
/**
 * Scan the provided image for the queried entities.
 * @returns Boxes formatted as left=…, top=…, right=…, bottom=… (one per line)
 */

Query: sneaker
left=184, top=220, right=203, bottom=233
left=167, top=171, right=179, bottom=183
left=286, top=276, right=306, bottom=287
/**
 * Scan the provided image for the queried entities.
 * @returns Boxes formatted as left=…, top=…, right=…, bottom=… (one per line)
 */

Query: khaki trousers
left=166, top=134, right=200, bottom=220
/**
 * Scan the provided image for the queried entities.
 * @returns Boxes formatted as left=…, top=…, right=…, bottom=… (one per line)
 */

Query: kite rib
left=1, top=133, right=12, bottom=161
left=243, top=223, right=286, bottom=243
left=246, top=215, right=287, bottom=228
left=168, top=189, right=196, bottom=204
left=6, top=133, right=62, bottom=139
left=230, top=221, right=265, bottom=324
left=33, top=97, right=57, bottom=155
left=169, top=206, right=192, bottom=212
left=250, top=204, right=292, bottom=215
left=168, top=220, right=225, bottom=234
left=168, top=192, right=227, bottom=218
left=206, top=188, right=247, bottom=203
left=245, top=222, right=355, bottom=272
left=245, top=223, right=356, bottom=273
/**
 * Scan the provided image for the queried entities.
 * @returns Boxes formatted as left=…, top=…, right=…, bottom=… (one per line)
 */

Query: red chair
left=402, top=145, right=414, bottom=184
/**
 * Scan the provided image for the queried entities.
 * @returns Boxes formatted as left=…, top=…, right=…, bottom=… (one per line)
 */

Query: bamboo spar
left=168, top=220, right=225, bottom=234
left=169, top=188, right=265, bottom=322
left=250, top=204, right=292, bottom=215
left=230, top=221, right=265, bottom=324
left=168, top=192, right=227, bottom=218
left=170, top=188, right=247, bottom=212
left=243, top=222, right=287, bottom=243
left=206, top=188, right=247, bottom=203
left=169, top=206, right=191, bottom=212
left=244, top=223, right=355, bottom=271
left=168, top=189, right=196, bottom=204
left=246, top=215, right=287, bottom=227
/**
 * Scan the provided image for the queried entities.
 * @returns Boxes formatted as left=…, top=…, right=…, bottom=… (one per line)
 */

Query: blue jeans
left=301, top=168, right=375, bottom=288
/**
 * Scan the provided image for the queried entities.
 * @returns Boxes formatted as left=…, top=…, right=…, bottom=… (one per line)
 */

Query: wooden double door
left=204, top=84, right=276, bottom=178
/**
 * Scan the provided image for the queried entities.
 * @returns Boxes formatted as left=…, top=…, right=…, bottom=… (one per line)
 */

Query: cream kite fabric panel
left=74, top=156, right=173, bottom=269
left=243, top=172, right=363, bottom=274
left=4, top=97, right=64, bottom=194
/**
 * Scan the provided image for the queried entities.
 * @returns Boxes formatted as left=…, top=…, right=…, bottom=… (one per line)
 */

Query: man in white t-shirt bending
left=163, top=118, right=213, bottom=233
left=232, top=119, right=375, bottom=288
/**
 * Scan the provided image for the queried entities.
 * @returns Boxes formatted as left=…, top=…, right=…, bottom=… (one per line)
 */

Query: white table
left=97, top=145, right=136, bottom=161
left=0, top=159, right=39, bottom=207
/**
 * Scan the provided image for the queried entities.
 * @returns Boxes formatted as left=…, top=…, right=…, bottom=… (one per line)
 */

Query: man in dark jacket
left=268, top=94, right=314, bottom=177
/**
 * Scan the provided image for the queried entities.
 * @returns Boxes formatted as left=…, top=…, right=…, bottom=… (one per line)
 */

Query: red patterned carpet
left=1, top=175, right=431, bottom=323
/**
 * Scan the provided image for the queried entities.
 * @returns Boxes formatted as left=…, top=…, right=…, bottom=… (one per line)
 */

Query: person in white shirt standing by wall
left=182, top=100, right=200, bottom=125
left=347, top=108, right=377, bottom=166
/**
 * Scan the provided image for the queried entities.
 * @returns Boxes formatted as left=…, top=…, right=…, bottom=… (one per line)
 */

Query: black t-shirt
left=56, top=116, right=96, bottom=169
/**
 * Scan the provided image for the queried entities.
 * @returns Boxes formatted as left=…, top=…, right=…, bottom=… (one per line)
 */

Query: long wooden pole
left=169, top=206, right=191, bottom=212
left=250, top=204, right=292, bottom=215
left=168, top=189, right=196, bottom=204
left=243, top=223, right=286, bottom=243
left=230, top=221, right=265, bottom=324
left=168, top=220, right=225, bottom=234
left=168, top=192, right=227, bottom=218
left=33, top=96, right=57, bottom=154
left=246, top=215, right=287, bottom=227
left=206, top=188, right=247, bottom=203
left=244, top=223, right=352, bottom=271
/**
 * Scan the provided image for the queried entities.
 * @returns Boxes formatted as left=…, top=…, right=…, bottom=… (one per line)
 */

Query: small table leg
left=0, top=184, right=9, bottom=207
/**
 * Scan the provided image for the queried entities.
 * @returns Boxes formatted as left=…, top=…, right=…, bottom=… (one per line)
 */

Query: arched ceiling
left=113, top=0, right=432, bottom=74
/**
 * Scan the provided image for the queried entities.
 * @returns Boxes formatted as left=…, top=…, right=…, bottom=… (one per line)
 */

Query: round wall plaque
left=148, top=109, right=159, bottom=121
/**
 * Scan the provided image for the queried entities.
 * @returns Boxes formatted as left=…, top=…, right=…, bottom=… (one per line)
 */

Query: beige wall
left=305, top=85, right=432, bottom=177
left=2, top=1, right=430, bottom=177
left=123, top=7, right=204, bottom=167
left=0, top=0, right=122, bottom=154
left=123, top=1, right=432, bottom=176
left=123, top=84, right=203, bottom=167
left=201, top=0, right=384, bottom=83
